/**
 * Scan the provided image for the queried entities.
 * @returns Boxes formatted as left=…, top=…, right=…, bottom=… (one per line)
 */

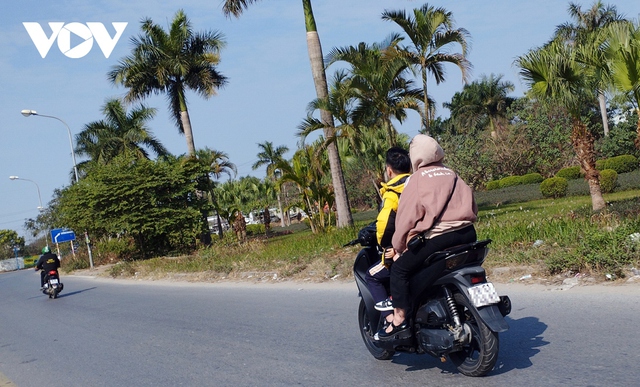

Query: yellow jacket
left=376, top=173, right=410, bottom=247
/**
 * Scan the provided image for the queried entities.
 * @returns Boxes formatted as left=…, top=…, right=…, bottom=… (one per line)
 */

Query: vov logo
left=23, top=22, right=128, bottom=59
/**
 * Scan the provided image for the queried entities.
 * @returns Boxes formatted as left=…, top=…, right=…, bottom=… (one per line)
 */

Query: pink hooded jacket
left=391, top=134, right=478, bottom=253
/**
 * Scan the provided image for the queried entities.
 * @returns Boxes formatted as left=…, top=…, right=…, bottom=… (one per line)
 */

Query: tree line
left=9, top=1, right=639, bottom=261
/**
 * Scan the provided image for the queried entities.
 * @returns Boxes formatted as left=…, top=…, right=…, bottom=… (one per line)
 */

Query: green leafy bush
left=521, top=173, right=544, bottom=185
left=540, top=177, right=568, bottom=198
left=599, top=169, right=618, bottom=193
left=499, top=176, right=522, bottom=188
left=596, top=155, right=638, bottom=173
left=486, top=180, right=501, bottom=190
left=246, top=224, right=265, bottom=235
left=555, top=166, right=582, bottom=180
left=94, top=237, right=136, bottom=263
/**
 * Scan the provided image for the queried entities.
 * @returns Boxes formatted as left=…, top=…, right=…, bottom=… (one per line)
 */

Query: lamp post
left=9, top=175, right=49, bottom=248
left=9, top=176, right=44, bottom=211
left=21, top=109, right=79, bottom=183
left=20, top=109, right=93, bottom=268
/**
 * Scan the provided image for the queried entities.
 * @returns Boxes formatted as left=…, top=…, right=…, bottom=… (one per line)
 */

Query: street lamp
left=9, top=176, right=44, bottom=211
left=9, top=175, right=49, bottom=248
left=20, top=109, right=93, bottom=268
left=21, top=109, right=79, bottom=183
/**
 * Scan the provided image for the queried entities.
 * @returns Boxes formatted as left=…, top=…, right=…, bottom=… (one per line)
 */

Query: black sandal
left=374, top=319, right=410, bottom=341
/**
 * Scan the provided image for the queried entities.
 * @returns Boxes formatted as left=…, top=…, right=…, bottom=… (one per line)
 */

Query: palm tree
left=277, top=145, right=332, bottom=233
left=604, top=19, right=640, bottom=147
left=222, top=0, right=353, bottom=228
left=444, top=74, right=515, bottom=137
left=297, top=70, right=382, bottom=200
left=324, top=36, right=424, bottom=146
left=517, top=41, right=606, bottom=211
left=552, top=1, right=626, bottom=136
left=252, top=141, right=289, bottom=227
left=75, top=98, right=169, bottom=175
left=382, top=3, right=471, bottom=132
left=195, top=147, right=237, bottom=238
left=108, top=9, right=227, bottom=157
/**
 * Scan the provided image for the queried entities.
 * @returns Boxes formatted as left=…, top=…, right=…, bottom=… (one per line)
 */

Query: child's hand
left=384, top=248, right=396, bottom=259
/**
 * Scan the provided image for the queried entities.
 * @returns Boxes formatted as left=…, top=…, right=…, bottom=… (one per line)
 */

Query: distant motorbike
left=41, top=269, right=64, bottom=299
left=347, top=224, right=511, bottom=377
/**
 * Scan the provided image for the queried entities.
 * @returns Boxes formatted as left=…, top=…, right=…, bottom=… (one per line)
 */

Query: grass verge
left=65, top=187, right=640, bottom=284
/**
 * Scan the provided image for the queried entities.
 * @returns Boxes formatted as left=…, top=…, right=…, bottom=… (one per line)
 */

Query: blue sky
left=1, top=0, right=637, bottom=242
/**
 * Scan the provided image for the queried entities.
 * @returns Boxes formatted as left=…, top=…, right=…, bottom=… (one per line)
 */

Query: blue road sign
left=51, top=228, right=76, bottom=243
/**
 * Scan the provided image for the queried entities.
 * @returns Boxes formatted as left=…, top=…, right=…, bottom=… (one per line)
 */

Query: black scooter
left=40, top=269, right=64, bottom=299
left=347, top=224, right=511, bottom=377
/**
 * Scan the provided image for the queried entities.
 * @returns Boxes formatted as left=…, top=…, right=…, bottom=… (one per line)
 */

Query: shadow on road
left=56, top=287, right=98, bottom=298
left=384, top=315, right=549, bottom=376
left=491, top=315, right=549, bottom=375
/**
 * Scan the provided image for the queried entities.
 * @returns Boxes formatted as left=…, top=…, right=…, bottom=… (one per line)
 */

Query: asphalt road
left=1, top=270, right=639, bottom=386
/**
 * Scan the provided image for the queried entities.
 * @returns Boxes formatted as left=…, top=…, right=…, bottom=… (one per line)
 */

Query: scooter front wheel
left=358, top=299, right=394, bottom=360
left=448, top=293, right=499, bottom=376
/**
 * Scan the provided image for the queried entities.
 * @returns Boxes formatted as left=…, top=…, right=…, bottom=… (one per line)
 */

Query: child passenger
left=365, top=146, right=412, bottom=328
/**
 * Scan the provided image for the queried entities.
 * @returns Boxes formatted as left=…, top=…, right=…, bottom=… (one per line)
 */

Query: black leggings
left=390, top=226, right=477, bottom=310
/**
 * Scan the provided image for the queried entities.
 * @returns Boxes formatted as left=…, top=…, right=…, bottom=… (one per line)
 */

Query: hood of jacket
left=409, top=134, right=445, bottom=172
left=380, top=173, right=410, bottom=196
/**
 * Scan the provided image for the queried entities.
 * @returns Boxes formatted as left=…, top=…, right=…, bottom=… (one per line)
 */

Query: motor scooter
left=347, top=224, right=511, bottom=377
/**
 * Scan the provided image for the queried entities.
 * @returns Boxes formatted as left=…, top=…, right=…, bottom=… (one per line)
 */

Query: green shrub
left=521, top=173, right=544, bottom=185
left=499, top=176, right=523, bottom=188
left=94, top=237, right=137, bottom=263
left=555, top=166, right=582, bottom=180
left=540, top=177, right=568, bottom=198
left=599, top=169, right=618, bottom=193
left=596, top=155, right=638, bottom=173
left=486, top=180, right=501, bottom=190
left=61, top=251, right=90, bottom=271
left=246, top=224, right=265, bottom=235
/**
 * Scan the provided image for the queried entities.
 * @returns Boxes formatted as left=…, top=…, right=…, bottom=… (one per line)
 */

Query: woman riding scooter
left=376, top=134, right=478, bottom=340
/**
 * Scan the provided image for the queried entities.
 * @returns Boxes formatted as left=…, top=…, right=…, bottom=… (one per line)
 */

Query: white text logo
left=23, top=22, right=128, bottom=59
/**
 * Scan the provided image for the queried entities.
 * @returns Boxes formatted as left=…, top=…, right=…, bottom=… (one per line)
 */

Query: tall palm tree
left=382, top=4, right=471, bottom=132
left=108, top=9, right=227, bottom=157
left=196, top=147, right=237, bottom=238
left=552, top=1, right=626, bottom=136
left=252, top=141, right=289, bottom=227
left=324, top=36, right=424, bottom=146
left=517, top=41, right=606, bottom=211
left=444, top=74, right=515, bottom=137
left=223, top=0, right=353, bottom=228
left=75, top=98, right=168, bottom=175
left=604, top=19, right=640, bottom=147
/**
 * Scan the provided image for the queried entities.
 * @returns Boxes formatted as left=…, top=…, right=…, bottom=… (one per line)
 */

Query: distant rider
left=35, top=246, right=60, bottom=290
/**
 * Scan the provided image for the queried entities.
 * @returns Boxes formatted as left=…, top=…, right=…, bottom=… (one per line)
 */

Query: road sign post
left=50, top=228, right=77, bottom=257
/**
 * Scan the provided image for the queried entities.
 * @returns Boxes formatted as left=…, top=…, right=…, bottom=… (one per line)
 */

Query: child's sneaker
left=374, top=298, right=393, bottom=311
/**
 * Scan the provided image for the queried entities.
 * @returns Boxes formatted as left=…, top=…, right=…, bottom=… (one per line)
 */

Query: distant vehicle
left=207, top=216, right=229, bottom=233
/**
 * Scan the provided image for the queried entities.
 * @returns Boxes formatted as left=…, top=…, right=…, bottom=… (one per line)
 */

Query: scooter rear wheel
left=448, top=293, right=499, bottom=376
left=358, top=299, right=394, bottom=360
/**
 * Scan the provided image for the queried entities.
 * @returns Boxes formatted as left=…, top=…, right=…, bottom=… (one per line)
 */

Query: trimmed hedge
left=486, top=180, right=501, bottom=190
left=555, top=166, right=582, bottom=180
left=596, top=155, right=638, bottom=173
left=540, top=177, right=568, bottom=198
left=499, top=176, right=522, bottom=188
left=521, top=173, right=544, bottom=185
left=599, top=169, right=618, bottom=193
